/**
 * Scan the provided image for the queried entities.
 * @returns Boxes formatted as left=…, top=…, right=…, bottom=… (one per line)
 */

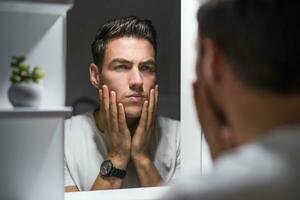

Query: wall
left=180, top=0, right=203, bottom=175
left=181, top=0, right=213, bottom=175
left=0, top=0, right=72, bottom=3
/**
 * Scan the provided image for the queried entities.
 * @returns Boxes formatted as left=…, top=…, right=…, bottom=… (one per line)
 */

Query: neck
left=126, top=117, right=139, bottom=133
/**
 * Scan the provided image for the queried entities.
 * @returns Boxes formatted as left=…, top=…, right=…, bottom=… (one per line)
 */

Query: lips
left=127, top=94, right=145, bottom=103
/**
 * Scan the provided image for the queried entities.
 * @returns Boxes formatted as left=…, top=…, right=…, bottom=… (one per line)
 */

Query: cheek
left=144, top=75, right=156, bottom=89
left=143, top=77, right=155, bottom=99
left=102, top=73, right=127, bottom=99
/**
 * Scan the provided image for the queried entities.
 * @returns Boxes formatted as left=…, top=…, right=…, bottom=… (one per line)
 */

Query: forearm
left=91, top=176, right=123, bottom=190
left=65, top=186, right=79, bottom=192
left=132, top=155, right=162, bottom=187
left=91, top=155, right=129, bottom=190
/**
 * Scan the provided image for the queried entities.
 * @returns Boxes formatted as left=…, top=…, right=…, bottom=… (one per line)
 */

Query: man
left=64, top=16, right=180, bottom=191
left=165, top=0, right=300, bottom=199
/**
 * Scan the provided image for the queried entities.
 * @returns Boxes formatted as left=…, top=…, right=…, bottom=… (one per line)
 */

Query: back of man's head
left=198, top=0, right=300, bottom=94
left=91, top=16, right=157, bottom=70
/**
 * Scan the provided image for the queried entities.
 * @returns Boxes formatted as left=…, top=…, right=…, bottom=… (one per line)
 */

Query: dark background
left=66, top=0, right=180, bottom=120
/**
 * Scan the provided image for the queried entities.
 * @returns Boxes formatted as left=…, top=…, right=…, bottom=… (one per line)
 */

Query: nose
left=129, top=68, right=143, bottom=92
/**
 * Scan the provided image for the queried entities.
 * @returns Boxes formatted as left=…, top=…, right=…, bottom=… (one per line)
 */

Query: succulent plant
left=9, top=56, right=45, bottom=84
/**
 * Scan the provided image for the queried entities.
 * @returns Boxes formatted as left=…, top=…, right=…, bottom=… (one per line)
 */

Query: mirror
left=65, top=0, right=181, bottom=192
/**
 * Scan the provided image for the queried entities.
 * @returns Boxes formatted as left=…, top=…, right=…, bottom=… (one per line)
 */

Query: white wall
left=181, top=0, right=202, bottom=175
left=0, top=0, right=72, bottom=3
left=181, top=0, right=213, bottom=175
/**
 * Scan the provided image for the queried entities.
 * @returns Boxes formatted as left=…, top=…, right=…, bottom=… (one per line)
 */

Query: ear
left=89, top=63, right=101, bottom=89
left=202, top=39, right=226, bottom=85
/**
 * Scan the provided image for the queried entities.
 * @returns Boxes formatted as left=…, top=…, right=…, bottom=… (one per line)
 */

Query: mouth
left=126, top=94, right=145, bottom=103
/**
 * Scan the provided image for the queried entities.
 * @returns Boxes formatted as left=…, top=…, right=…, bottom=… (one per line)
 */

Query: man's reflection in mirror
left=64, top=16, right=180, bottom=192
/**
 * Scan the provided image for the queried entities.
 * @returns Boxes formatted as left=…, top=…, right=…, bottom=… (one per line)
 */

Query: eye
left=114, top=65, right=129, bottom=71
left=140, top=65, right=155, bottom=73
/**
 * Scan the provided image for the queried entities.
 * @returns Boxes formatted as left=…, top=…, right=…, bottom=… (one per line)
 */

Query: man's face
left=194, top=36, right=205, bottom=123
left=193, top=35, right=235, bottom=158
left=100, top=37, right=156, bottom=118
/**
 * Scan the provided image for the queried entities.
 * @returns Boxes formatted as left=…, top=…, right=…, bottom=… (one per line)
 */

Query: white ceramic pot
left=8, top=82, right=43, bottom=107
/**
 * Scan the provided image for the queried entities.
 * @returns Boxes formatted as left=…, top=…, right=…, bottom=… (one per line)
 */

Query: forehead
left=104, top=37, right=155, bottom=63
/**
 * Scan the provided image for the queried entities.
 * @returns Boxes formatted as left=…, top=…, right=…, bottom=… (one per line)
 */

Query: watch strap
left=100, top=160, right=127, bottom=179
left=110, top=166, right=126, bottom=178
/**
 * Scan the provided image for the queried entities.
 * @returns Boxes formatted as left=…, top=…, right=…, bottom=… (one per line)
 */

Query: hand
left=193, top=80, right=235, bottom=159
left=130, top=85, right=163, bottom=186
left=131, top=85, right=159, bottom=161
left=98, top=85, right=131, bottom=166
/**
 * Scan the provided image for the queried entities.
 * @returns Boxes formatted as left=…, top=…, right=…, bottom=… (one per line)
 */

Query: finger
left=153, top=85, right=159, bottom=117
left=102, top=85, right=110, bottom=128
left=99, top=89, right=102, bottom=101
left=137, top=100, right=149, bottom=133
left=110, top=91, right=118, bottom=131
left=99, top=89, right=103, bottom=112
left=147, top=88, right=155, bottom=129
left=98, top=88, right=103, bottom=109
left=193, top=81, right=224, bottom=134
left=152, top=85, right=159, bottom=129
left=102, top=85, right=110, bottom=112
left=98, top=89, right=107, bottom=129
left=118, top=103, right=129, bottom=133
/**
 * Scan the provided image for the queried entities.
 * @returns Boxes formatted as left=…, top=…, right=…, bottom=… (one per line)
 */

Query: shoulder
left=165, top=131, right=300, bottom=200
left=65, top=111, right=94, bottom=127
left=156, top=116, right=181, bottom=147
left=157, top=116, right=180, bottom=129
left=64, top=111, right=97, bottom=143
left=153, top=116, right=181, bottom=181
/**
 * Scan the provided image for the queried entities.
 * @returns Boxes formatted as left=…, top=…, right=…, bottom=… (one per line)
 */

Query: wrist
left=105, top=154, right=130, bottom=170
left=131, top=153, right=152, bottom=167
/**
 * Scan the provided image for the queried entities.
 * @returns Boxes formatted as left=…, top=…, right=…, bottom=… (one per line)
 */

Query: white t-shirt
left=64, top=111, right=180, bottom=191
left=164, top=125, right=300, bottom=200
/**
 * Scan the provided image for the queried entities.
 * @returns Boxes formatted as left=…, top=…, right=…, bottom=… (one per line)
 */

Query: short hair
left=91, top=16, right=157, bottom=70
left=197, top=0, right=300, bottom=94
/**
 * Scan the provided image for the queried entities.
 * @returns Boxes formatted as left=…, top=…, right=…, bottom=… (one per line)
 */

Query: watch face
left=100, top=160, right=112, bottom=176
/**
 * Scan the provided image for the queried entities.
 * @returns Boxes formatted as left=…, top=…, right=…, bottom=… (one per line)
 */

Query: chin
left=124, top=106, right=142, bottom=118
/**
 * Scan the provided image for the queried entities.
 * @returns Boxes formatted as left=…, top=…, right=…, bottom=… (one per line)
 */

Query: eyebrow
left=110, top=58, right=131, bottom=64
left=109, top=58, right=156, bottom=66
left=140, top=60, right=156, bottom=67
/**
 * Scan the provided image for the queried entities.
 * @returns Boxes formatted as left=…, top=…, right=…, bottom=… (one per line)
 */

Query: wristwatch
left=100, top=160, right=126, bottom=179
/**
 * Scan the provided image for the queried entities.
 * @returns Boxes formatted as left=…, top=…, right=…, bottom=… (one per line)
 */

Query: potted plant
left=8, top=56, right=46, bottom=107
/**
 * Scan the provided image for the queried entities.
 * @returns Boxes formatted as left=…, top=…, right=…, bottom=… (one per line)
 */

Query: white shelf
left=0, top=106, right=72, bottom=117
left=0, top=0, right=73, bottom=107
left=0, top=105, right=70, bottom=200
left=65, top=186, right=171, bottom=200
left=0, top=1, right=72, bottom=15
left=0, top=1, right=72, bottom=199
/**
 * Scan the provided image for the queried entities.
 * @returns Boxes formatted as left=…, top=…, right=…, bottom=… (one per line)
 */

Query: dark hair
left=91, top=16, right=157, bottom=70
left=198, top=0, right=300, bottom=94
